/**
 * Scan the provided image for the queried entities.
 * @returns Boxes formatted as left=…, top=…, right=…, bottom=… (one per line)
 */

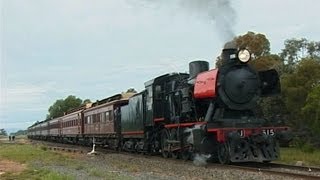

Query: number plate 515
left=262, top=129, right=275, bottom=136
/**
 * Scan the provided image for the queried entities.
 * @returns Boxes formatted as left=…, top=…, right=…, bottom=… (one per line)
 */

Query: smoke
left=178, top=0, right=236, bottom=42
left=184, top=124, right=202, bottom=145
left=193, top=153, right=212, bottom=166
left=131, top=0, right=236, bottom=42
left=184, top=124, right=212, bottom=166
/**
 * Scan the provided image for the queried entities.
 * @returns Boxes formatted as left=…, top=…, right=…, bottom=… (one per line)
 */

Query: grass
left=0, top=143, right=76, bottom=179
left=0, top=141, right=133, bottom=180
left=0, top=143, right=70, bottom=165
left=278, top=147, right=320, bottom=166
left=2, top=169, right=74, bottom=180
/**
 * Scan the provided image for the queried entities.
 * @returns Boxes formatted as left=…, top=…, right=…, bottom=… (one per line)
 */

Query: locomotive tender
left=28, top=42, right=290, bottom=164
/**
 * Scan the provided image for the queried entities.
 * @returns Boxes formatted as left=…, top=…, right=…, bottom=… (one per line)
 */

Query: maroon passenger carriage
left=82, top=94, right=131, bottom=148
left=28, top=94, right=133, bottom=147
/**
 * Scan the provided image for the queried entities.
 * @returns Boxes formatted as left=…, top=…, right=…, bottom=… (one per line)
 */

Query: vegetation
left=278, top=147, right=320, bottom=166
left=10, top=130, right=27, bottom=136
left=2, top=169, right=74, bottom=180
left=0, top=143, right=75, bottom=179
left=280, top=39, right=320, bottom=147
left=0, top=129, right=8, bottom=136
left=46, top=95, right=91, bottom=119
left=0, top=142, right=132, bottom=179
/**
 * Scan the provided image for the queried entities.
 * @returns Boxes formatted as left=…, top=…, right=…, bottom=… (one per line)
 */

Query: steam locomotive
left=28, top=42, right=291, bottom=164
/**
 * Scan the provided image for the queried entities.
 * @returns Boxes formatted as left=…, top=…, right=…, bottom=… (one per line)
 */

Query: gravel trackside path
left=38, top=149, right=301, bottom=180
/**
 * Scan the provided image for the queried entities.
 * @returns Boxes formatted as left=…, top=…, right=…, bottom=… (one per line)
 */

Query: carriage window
left=97, top=113, right=101, bottom=123
left=92, top=114, right=97, bottom=123
left=101, top=113, right=106, bottom=123
left=86, top=116, right=91, bottom=124
left=105, top=111, right=110, bottom=121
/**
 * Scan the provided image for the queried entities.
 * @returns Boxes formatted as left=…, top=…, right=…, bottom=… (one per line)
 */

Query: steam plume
left=178, top=0, right=236, bottom=41
left=193, top=153, right=211, bottom=166
left=134, top=0, right=236, bottom=42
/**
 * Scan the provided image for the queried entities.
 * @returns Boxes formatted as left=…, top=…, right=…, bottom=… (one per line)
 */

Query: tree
left=280, top=38, right=320, bottom=73
left=235, top=31, right=270, bottom=57
left=47, top=95, right=86, bottom=119
left=11, top=130, right=27, bottom=136
left=215, top=31, right=274, bottom=70
left=281, top=58, right=320, bottom=128
left=83, top=99, right=92, bottom=104
left=302, top=85, right=320, bottom=134
left=0, top=129, right=7, bottom=136
left=250, top=54, right=283, bottom=72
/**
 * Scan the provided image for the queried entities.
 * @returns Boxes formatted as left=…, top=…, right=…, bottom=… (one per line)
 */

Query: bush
left=291, top=136, right=315, bottom=153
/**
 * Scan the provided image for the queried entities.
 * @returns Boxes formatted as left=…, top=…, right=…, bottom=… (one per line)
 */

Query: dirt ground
left=0, top=160, right=26, bottom=176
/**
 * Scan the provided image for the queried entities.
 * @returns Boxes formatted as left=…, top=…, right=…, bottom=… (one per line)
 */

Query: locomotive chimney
left=188, top=61, right=209, bottom=84
left=222, top=40, right=237, bottom=62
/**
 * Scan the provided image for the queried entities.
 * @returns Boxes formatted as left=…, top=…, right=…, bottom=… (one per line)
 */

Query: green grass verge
left=2, top=169, right=74, bottom=180
left=278, top=147, right=320, bottom=166
left=0, top=143, right=69, bottom=165
left=0, top=143, right=75, bottom=179
left=0, top=142, right=133, bottom=180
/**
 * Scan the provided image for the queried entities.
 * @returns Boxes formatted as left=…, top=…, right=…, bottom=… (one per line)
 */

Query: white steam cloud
left=193, top=153, right=212, bottom=166
left=178, top=0, right=236, bottom=41
left=184, top=125, right=212, bottom=166
left=133, top=0, right=236, bottom=42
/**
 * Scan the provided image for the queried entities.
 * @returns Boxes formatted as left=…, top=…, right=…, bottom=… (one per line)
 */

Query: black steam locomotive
left=28, top=42, right=290, bottom=164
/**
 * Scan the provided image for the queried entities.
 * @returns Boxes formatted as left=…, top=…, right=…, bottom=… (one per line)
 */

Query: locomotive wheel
left=171, top=151, right=180, bottom=159
left=161, top=129, right=170, bottom=158
left=181, top=145, right=194, bottom=161
left=181, top=150, right=190, bottom=160
left=170, top=129, right=179, bottom=159
left=218, top=143, right=231, bottom=164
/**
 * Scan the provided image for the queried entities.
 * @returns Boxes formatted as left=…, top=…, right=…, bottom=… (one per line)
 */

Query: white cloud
left=0, top=82, right=57, bottom=112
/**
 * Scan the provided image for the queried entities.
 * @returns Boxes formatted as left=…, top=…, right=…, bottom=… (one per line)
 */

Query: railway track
left=223, top=163, right=320, bottom=180
left=32, top=140, right=320, bottom=179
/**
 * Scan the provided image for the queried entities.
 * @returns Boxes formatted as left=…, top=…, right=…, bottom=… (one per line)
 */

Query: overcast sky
left=1, top=0, right=319, bottom=132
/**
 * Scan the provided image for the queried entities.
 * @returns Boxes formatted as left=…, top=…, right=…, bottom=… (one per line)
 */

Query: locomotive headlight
left=238, top=49, right=251, bottom=63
